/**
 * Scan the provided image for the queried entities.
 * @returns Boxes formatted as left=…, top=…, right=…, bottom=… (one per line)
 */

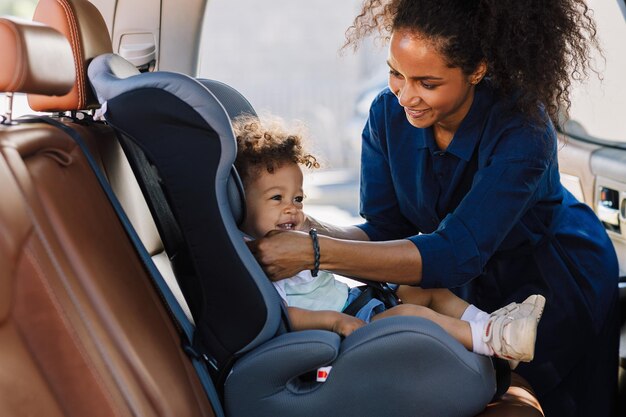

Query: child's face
left=241, top=162, right=306, bottom=239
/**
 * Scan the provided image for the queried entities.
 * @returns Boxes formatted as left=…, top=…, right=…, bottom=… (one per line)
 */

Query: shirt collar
left=445, top=81, right=494, bottom=161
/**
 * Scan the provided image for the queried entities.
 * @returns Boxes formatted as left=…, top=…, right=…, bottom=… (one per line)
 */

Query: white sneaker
left=483, top=295, right=546, bottom=368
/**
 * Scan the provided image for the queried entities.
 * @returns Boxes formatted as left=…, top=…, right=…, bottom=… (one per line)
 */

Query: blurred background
left=198, top=0, right=388, bottom=224
left=4, top=0, right=623, bottom=226
left=2, top=0, right=389, bottom=225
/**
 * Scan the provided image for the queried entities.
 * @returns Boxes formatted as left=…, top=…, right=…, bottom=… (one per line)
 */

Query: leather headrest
left=28, top=0, right=113, bottom=112
left=0, top=18, right=74, bottom=96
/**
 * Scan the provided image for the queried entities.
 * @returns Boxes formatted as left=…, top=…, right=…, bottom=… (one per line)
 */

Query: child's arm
left=287, top=306, right=366, bottom=337
left=304, top=214, right=370, bottom=241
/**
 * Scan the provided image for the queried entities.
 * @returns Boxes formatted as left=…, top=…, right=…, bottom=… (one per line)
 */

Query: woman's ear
left=470, top=60, right=488, bottom=85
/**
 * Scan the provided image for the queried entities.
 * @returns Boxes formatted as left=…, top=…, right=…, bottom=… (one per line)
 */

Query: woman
left=248, top=1, right=619, bottom=416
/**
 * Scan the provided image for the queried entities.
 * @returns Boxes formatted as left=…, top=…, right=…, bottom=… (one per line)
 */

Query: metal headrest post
left=2, top=92, right=13, bottom=124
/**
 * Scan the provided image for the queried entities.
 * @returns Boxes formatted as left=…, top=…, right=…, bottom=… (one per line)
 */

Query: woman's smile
left=404, top=107, right=430, bottom=119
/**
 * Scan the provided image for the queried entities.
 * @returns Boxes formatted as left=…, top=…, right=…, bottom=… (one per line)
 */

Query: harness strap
left=342, top=282, right=400, bottom=317
left=116, top=131, right=186, bottom=260
left=342, top=286, right=375, bottom=317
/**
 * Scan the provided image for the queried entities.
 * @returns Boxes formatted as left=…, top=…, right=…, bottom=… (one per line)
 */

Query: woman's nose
left=397, top=83, right=420, bottom=108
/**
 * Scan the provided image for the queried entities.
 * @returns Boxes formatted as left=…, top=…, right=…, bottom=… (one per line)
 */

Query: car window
left=0, top=0, right=36, bottom=18
left=566, top=0, right=626, bottom=143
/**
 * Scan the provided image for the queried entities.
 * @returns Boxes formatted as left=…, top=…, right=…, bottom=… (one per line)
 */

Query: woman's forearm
left=319, top=236, right=423, bottom=285
left=249, top=229, right=423, bottom=284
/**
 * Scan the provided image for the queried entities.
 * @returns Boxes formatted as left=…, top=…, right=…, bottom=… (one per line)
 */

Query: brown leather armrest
left=476, top=373, right=544, bottom=417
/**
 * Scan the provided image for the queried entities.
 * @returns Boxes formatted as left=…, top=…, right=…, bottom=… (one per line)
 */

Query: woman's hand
left=247, top=230, right=314, bottom=280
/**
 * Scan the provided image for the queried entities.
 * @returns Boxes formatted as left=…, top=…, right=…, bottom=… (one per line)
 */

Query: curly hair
left=344, top=0, right=600, bottom=126
left=233, top=114, right=320, bottom=186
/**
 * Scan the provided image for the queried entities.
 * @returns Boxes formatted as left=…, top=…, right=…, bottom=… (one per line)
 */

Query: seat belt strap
left=28, top=115, right=226, bottom=417
left=342, top=286, right=375, bottom=317
left=342, top=282, right=400, bottom=317
left=116, top=132, right=186, bottom=259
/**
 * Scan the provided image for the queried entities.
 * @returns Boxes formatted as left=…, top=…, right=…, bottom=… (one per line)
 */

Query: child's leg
left=374, top=294, right=547, bottom=365
left=393, top=286, right=488, bottom=355
left=396, top=285, right=470, bottom=319
left=371, top=304, right=474, bottom=350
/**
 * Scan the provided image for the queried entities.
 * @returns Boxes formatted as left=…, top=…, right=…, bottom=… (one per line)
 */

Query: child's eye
left=270, top=195, right=282, bottom=201
left=294, top=196, right=304, bottom=203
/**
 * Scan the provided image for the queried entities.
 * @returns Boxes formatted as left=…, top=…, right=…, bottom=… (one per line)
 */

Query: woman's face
left=241, top=162, right=306, bottom=239
left=387, top=29, right=485, bottom=141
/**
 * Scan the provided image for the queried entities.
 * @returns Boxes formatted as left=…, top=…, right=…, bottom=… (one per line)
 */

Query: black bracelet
left=309, top=228, right=320, bottom=277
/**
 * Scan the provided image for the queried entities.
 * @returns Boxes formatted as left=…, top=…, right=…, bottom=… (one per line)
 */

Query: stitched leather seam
left=57, top=0, right=84, bottom=108
left=22, top=248, right=125, bottom=417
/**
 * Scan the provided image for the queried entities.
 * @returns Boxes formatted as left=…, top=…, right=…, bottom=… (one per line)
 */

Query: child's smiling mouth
left=276, top=222, right=297, bottom=230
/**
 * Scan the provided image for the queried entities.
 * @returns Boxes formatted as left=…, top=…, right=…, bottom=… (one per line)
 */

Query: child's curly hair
left=233, top=114, right=320, bottom=186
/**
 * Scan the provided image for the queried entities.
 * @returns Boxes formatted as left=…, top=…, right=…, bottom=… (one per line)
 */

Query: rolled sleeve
left=409, top=215, right=482, bottom=288
left=356, top=221, right=396, bottom=241
left=411, top=154, right=551, bottom=289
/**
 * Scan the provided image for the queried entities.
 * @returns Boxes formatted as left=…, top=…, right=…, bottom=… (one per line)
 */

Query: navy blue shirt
left=357, top=81, right=619, bottom=416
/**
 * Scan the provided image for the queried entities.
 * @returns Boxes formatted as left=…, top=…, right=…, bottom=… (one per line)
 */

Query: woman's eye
left=270, top=195, right=282, bottom=201
left=294, top=196, right=304, bottom=203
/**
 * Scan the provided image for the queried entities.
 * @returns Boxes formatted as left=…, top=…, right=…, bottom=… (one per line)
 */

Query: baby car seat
left=88, top=53, right=498, bottom=417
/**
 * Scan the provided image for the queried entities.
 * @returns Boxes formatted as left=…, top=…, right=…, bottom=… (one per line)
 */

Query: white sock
left=461, top=306, right=494, bottom=356
left=460, top=304, right=482, bottom=322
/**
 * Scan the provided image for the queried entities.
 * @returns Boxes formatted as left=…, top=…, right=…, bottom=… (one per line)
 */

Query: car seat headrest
left=28, top=0, right=113, bottom=112
left=89, top=51, right=248, bottom=226
left=227, top=167, right=246, bottom=227
left=196, top=79, right=257, bottom=120
left=195, top=79, right=259, bottom=227
left=0, top=17, right=74, bottom=96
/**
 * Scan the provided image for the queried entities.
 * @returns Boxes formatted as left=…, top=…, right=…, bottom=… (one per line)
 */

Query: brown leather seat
left=0, top=15, right=213, bottom=417
left=0, top=1, right=545, bottom=415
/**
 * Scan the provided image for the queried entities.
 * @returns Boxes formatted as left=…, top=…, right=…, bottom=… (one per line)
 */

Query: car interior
left=0, top=0, right=623, bottom=416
